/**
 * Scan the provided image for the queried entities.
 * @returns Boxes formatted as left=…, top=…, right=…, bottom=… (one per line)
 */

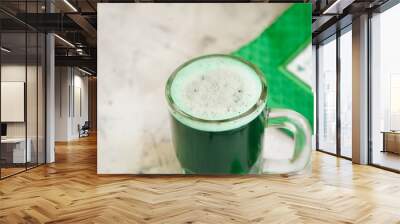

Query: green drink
left=166, top=54, right=311, bottom=174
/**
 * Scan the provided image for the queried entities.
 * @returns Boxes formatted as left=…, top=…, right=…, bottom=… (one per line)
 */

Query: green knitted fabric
left=232, top=4, right=313, bottom=131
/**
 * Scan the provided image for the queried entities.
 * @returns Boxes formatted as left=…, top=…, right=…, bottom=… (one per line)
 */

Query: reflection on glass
left=1, top=32, right=27, bottom=177
left=0, top=2, right=46, bottom=179
left=371, top=4, right=400, bottom=171
left=27, top=31, right=38, bottom=169
left=38, top=33, right=46, bottom=165
left=340, top=30, right=352, bottom=158
left=318, top=37, right=337, bottom=154
left=26, top=0, right=41, bottom=170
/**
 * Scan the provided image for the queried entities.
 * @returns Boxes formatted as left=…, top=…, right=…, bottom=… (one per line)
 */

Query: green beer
left=166, top=55, right=312, bottom=174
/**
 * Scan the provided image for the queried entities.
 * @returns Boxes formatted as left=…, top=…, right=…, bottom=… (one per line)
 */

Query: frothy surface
left=170, top=56, right=262, bottom=121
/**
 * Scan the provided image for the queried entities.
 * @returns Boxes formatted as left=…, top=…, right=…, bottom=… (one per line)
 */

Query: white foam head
left=166, top=55, right=267, bottom=132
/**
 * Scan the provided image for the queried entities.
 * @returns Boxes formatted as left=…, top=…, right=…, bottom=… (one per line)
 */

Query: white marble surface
left=97, top=3, right=292, bottom=174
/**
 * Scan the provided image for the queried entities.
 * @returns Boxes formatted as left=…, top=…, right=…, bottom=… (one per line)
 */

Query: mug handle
left=262, top=108, right=312, bottom=174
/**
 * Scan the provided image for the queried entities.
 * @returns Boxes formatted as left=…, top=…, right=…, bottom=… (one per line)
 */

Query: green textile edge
left=232, top=4, right=313, bottom=132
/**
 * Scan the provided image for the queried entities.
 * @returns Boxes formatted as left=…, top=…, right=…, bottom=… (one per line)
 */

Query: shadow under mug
left=166, top=54, right=312, bottom=174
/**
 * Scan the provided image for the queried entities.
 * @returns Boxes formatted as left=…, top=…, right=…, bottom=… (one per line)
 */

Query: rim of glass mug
left=165, top=54, right=268, bottom=132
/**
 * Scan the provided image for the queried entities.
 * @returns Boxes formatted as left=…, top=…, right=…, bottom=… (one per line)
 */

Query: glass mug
left=165, top=54, right=311, bottom=174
